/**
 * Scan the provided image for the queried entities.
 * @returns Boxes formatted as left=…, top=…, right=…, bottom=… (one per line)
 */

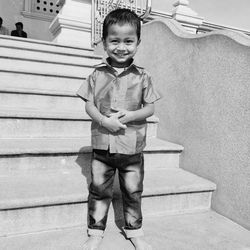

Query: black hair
left=15, top=22, right=23, bottom=28
left=102, top=8, right=141, bottom=40
left=0, top=17, right=2, bottom=22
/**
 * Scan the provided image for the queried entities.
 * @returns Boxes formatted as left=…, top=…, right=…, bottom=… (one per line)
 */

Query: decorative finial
left=172, top=0, right=204, bottom=33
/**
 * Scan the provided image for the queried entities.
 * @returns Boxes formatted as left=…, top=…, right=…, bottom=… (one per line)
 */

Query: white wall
left=0, top=0, right=53, bottom=41
left=136, top=19, right=250, bottom=230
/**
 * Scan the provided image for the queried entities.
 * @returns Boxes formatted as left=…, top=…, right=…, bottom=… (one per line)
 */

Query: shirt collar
left=95, top=57, right=144, bottom=73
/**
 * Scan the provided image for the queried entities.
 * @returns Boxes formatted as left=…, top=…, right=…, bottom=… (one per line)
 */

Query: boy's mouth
left=115, top=52, right=128, bottom=57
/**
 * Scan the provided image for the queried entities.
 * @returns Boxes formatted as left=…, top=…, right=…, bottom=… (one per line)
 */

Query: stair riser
left=0, top=93, right=87, bottom=118
left=0, top=191, right=212, bottom=236
left=0, top=119, right=91, bottom=138
left=0, top=58, right=94, bottom=78
left=0, top=91, right=158, bottom=137
left=0, top=119, right=157, bottom=138
left=0, top=152, right=179, bottom=175
left=0, top=71, right=83, bottom=95
left=0, top=47, right=101, bottom=66
left=0, top=38, right=97, bottom=57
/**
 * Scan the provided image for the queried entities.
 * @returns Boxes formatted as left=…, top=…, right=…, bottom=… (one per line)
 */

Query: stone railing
left=148, top=0, right=250, bottom=37
left=197, top=21, right=250, bottom=36
left=49, top=0, right=250, bottom=48
left=135, top=18, right=250, bottom=230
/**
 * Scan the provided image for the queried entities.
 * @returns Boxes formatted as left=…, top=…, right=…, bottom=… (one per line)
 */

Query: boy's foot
left=82, top=236, right=103, bottom=250
left=130, top=236, right=153, bottom=250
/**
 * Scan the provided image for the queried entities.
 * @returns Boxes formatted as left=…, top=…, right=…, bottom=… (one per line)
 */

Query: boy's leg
left=118, top=153, right=144, bottom=237
left=84, top=151, right=116, bottom=249
left=118, top=153, right=152, bottom=250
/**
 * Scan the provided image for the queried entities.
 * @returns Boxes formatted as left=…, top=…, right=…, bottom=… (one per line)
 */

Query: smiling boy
left=77, top=8, right=160, bottom=250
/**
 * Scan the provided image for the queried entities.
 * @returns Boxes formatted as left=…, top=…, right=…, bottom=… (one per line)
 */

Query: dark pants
left=87, top=149, right=144, bottom=238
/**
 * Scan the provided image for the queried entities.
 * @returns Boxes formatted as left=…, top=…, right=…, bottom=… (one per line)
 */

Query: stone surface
left=0, top=57, right=93, bottom=77
left=0, top=46, right=99, bottom=66
left=0, top=168, right=215, bottom=236
left=0, top=137, right=182, bottom=155
left=1, top=211, right=250, bottom=250
left=0, top=71, right=84, bottom=96
left=0, top=117, right=157, bottom=140
left=0, top=149, right=181, bottom=175
left=135, top=18, right=250, bottom=230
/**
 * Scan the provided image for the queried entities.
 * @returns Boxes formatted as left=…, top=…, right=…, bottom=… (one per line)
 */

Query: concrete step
left=1, top=211, right=250, bottom=250
left=0, top=36, right=102, bottom=94
left=0, top=56, right=95, bottom=78
left=0, top=168, right=215, bottom=236
left=0, top=93, right=87, bottom=118
left=0, top=91, right=159, bottom=138
left=0, top=138, right=183, bottom=173
left=0, top=70, right=83, bottom=96
left=0, top=43, right=101, bottom=78
left=0, top=92, right=160, bottom=121
left=0, top=35, right=98, bottom=58
left=0, top=46, right=101, bottom=67
left=0, top=118, right=91, bottom=138
left=0, top=117, right=158, bottom=139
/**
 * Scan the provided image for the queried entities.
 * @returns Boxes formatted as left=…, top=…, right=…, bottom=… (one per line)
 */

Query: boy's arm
left=118, top=103, right=155, bottom=124
left=85, top=101, right=127, bottom=132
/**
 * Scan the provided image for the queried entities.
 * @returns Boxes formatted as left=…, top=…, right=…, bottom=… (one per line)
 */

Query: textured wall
left=135, top=20, right=250, bottom=229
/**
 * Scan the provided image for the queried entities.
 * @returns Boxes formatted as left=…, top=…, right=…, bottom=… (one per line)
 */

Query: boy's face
left=103, top=23, right=140, bottom=68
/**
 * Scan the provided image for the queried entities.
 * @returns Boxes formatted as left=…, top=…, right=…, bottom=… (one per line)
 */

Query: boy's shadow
left=75, top=147, right=126, bottom=237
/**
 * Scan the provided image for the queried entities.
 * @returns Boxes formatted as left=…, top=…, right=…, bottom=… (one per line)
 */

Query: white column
left=172, top=0, right=204, bottom=34
left=49, top=0, right=92, bottom=48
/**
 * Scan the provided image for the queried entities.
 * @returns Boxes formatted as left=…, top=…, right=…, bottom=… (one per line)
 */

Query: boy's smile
left=103, top=23, right=140, bottom=68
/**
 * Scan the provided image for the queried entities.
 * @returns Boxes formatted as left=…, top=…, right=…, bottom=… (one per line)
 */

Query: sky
left=153, top=0, right=250, bottom=32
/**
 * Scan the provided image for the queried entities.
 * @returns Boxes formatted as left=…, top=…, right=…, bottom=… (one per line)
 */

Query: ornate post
left=172, top=0, right=204, bottom=34
left=49, top=0, right=92, bottom=48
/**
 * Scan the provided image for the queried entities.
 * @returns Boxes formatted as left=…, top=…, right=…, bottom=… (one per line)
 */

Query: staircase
left=1, top=35, right=250, bottom=250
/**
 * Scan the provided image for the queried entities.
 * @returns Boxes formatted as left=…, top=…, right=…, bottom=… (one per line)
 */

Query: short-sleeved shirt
left=77, top=58, right=160, bottom=154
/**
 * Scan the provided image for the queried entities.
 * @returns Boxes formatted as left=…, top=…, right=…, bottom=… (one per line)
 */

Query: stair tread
left=0, top=52, right=101, bottom=68
left=0, top=107, right=90, bottom=120
left=0, top=168, right=215, bottom=209
left=0, top=35, right=102, bottom=58
left=0, top=107, right=159, bottom=122
left=1, top=211, right=250, bottom=250
left=0, top=137, right=183, bottom=155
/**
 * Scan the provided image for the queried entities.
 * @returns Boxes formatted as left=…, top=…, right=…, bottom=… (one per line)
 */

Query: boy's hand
left=108, top=111, right=125, bottom=119
left=102, top=116, right=127, bottom=132
left=118, top=110, right=134, bottom=124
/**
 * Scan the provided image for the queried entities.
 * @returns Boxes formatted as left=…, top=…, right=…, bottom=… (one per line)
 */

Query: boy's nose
left=117, top=43, right=126, bottom=51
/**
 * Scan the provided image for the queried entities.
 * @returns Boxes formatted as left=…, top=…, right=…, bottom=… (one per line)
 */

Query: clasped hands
left=102, top=109, right=134, bottom=133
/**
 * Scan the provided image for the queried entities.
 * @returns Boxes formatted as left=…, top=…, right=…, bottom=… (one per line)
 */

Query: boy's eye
left=126, top=40, right=134, bottom=44
left=110, top=40, right=118, bottom=44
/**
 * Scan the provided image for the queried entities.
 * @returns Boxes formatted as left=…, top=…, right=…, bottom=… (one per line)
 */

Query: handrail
left=91, top=0, right=152, bottom=46
left=197, top=21, right=250, bottom=36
